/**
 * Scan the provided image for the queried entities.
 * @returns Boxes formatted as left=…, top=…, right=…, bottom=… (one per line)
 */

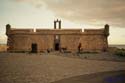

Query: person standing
left=78, top=43, right=82, bottom=53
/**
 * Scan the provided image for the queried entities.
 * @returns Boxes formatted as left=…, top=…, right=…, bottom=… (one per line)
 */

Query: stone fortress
left=6, top=19, right=109, bottom=53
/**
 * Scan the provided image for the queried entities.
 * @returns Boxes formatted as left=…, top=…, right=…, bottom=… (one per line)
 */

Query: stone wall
left=80, top=35, right=108, bottom=52
left=60, top=35, right=80, bottom=51
left=7, top=34, right=54, bottom=52
left=6, top=24, right=109, bottom=52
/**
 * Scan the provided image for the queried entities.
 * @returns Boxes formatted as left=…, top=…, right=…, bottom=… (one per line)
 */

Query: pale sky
left=0, top=0, right=125, bottom=44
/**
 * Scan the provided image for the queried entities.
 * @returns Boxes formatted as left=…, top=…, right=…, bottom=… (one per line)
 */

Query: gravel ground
left=0, top=53, right=125, bottom=83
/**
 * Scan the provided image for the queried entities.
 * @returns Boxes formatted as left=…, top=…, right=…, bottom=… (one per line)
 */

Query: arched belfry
left=54, top=19, right=61, bottom=29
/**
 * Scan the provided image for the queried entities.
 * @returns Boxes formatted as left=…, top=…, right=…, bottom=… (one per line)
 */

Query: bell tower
left=54, top=19, right=61, bottom=29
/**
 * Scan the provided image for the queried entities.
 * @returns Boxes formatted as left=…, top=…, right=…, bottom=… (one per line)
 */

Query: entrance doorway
left=54, top=35, right=60, bottom=51
left=31, top=43, right=37, bottom=53
left=55, top=43, right=60, bottom=51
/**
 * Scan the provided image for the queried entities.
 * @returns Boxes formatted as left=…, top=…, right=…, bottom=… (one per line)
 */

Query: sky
left=0, top=0, right=125, bottom=44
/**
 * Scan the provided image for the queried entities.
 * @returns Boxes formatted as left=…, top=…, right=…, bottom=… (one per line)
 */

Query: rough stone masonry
left=6, top=19, right=109, bottom=53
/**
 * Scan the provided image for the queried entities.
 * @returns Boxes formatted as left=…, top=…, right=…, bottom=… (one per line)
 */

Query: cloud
left=14, top=0, right=125, bottom=28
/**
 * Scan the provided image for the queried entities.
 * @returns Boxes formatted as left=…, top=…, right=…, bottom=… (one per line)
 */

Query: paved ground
left=0, top=53, right=125, bottom=83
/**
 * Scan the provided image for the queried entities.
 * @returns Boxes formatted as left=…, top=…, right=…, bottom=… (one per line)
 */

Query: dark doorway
left=31, top=43, right=37, bottom=53
left=55, top=43, right=60, bottom=51
left=54, top=35, right=60, bottom=51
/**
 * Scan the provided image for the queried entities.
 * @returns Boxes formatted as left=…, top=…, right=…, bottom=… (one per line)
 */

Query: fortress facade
left=6, top=19, right=109, bottom=53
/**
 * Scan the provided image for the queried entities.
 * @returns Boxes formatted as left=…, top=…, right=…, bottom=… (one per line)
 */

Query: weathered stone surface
left=6, top=22, right=109, bottom=52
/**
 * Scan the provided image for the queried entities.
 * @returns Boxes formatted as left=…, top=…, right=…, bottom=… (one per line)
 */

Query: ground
left=0, top=53, right=125, bottom=83
left=53, top=70, right=125, bottom=83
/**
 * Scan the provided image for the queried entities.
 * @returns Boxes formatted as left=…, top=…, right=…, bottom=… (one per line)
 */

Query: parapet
left=84, top=28, right=104, bottom=34
left=36, top=29, right=82, bottom=32
left=5, top=23, right=109, bottom=36
left=83, top=24, right=110, bottom=36
left=10, top=28, right=34, bottom=33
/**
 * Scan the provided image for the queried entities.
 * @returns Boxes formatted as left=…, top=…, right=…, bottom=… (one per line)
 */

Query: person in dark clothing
left=78, top=43, right=82, bottom=53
